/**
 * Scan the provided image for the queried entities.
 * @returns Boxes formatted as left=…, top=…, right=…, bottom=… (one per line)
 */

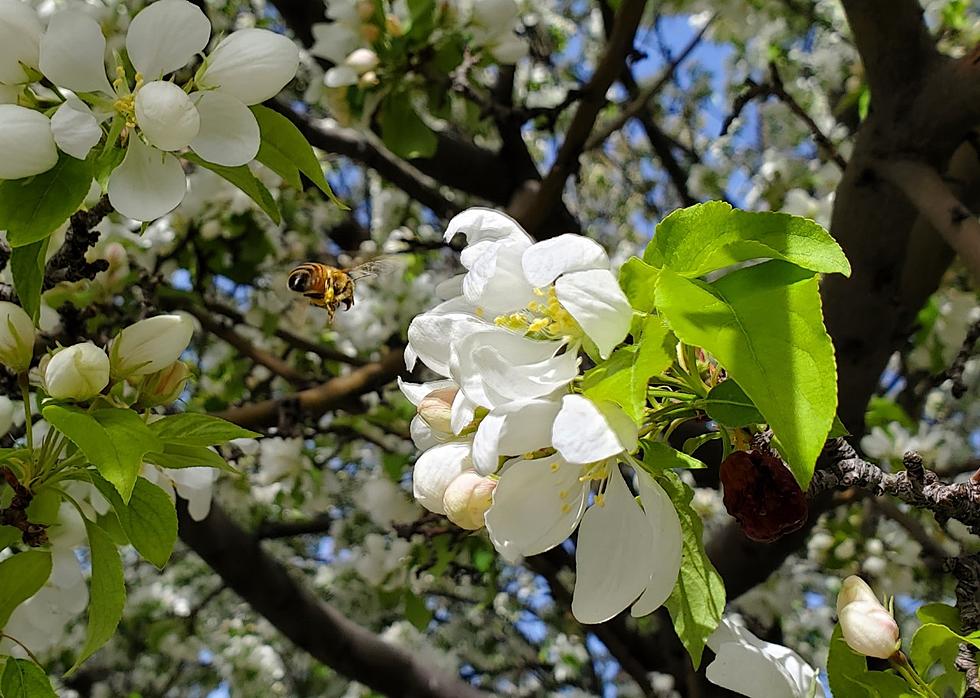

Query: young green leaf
left=644, top=201, right=851, bottom=278
left=148, top=413, right=260, bottom=447
left=68, top=519, right=126, bottom=674
left=250, top=105, right=344, bottom=206
left=827, top=625, right=873, bottom=698
left=404, top=589, right=433, bottom=631
left=43, top=406, right=164, bottom=501
left=909, top=623, right=972, bottom=693
left=0, top=153, right=94, bottom=247
left=182, top=152, right=281, bottom=224
left=582, top=317, right=674, bottom=422
left=144, top=443, right=238, bottom=473
left=852, top=671, right=918, bottom=698
left=638, top=441, right=706, bottom=471
left=380, top=91, right=438, bottom=160
left=915, top=602, right=961, bottom=631
left=657, top=470, right=724, bottom=668
left=0, top=550, right=52, bottom=627
left=700, top=379, right=763, bottom=427
left=1, top=658, right=57, bottom=698
left=618, top=256, right=660, bottom=312
left=0, top=525, right=20, bottom=552
left=90, top=475, right=178, bottom=569
left=655, top=262, right=838, bottom=487
left=9, top=239, right=48, bottom=322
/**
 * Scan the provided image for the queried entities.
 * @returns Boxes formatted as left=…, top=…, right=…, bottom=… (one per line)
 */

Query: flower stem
left=18, top=373, right=33, bottom=453
left=889, top=652, right=940, bottom=698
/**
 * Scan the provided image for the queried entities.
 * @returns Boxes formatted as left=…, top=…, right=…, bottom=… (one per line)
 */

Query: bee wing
left=345, top=256, right=401, bottom=281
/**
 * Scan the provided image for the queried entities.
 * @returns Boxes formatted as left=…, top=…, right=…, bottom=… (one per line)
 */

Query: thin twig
left=945, top=317, right=980, bottom=398
left=43, top=196, right=113, bottom=290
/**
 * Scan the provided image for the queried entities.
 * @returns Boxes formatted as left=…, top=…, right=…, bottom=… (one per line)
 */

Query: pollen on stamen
left=595, top=493, right=606, bottom=507
left=550, top=461, right=560, bottom=472
left=559, top=489, right=568, bottom=499
left=561, top=502, right=572, bottom=514
left=474, top=306, right=485, bottom=318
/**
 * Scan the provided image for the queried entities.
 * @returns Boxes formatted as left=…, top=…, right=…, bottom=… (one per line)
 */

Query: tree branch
left=875, top=158, right=980, bottom=284
left=520, top=0, right=649, bottom=234
left=177, top=500, right=485, bottom=698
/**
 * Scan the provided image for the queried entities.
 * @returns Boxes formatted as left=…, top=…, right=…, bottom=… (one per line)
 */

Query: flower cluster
left=401, top=208, right=682, bottom=624
left=0, top=0, right=299, bottom=220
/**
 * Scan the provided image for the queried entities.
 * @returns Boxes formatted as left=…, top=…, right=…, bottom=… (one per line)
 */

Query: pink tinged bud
left=837, top=576, right=901, bottom=659
left=418, top=386, right=457, bottom=434
left=44, top=342, right=110, bottom=401
left=0, top=301, right=35, bottom=373
left=443, top=471, right=496, bottom=530
left=136, top=360, right=191, bottom=407
left=356, top=0, right=374, bottom=21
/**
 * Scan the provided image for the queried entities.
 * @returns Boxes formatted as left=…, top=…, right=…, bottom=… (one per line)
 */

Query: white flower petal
left=136, top=80, right=200, bottom=151
left=324, top=65, right=358, bottom=88
left=406, top=297, right=486, bottom=376
left=462, top=235, right=535, bottom=314
left=434, top=273, right=465, bottom=300
left=410, top=414, right=442, bottom=450
left=0, top=0, right=41, bottom=85
left=38, top=11, right=113, bottom=94
left=631, top=471, right=683, bottom=617
left=107, top=136, right=187, bottom=221
left=127, top=0, right=211, bottom=79
left=489, top=33, right=528, bottom=64
left=555, top=268, right=631, bottom=359
left=485, top=454, right=587, bottom=562
left=522, top=234, right=610, bottom=287
left=189, top=90, right=259, bottom=166
left=571, top=466, right=655, bottom=624
left=198, top=28, right=299, bottom=105
left=310, top=22, right=360, bottom=64
left=0, top=83, right=17, bottom=103
left=450, top=389, right=478, bottom=435
left=404, top=343, right=418, bottom=371
left=553, top=395, right=637, bottom=465
left=0, top=105, right=57, bottom=179
left=397, top=377, right=456, bottom=406
left=51, top=97, right=101, bottom=160
left=706, top=617, right=819, bottom=698
left=445, top=207, right=534, bottom=245
left=471, top=399, right=560, bottom=475
left=412, top=442, right=472, bottom=515
left=450, top=328, right=573, bottom=407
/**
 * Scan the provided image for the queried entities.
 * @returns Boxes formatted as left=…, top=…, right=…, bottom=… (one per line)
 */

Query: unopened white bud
left=443, top=471, right=495, bottom=530
left=345, top=48, right=379, bottom=74
left=45, top=342, right=110, bottom=401
left=418, top=386, right=457, bottom=434
left=110, top=314, right=194, bottom=378
left=0, top=302, right=35, bottom=373
left=837, top=575, right=901, bottom=659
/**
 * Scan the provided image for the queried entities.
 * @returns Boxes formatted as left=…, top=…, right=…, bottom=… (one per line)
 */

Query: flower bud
left=0, top=301, right=35, bottom=373
left=0, top=105, right=57, bottom=180
left=198, top=28, right=299, bottom=106
left=45, top=342, right=110, bottom=400
left=360, top=23, right=380, bottom=43
left=110, top=314, right=194, bottom=379
left=0, top=395, right=13, bottom=437
left=837, top=575, right=901, bottom=659
left=418, top=386, right=457, bottom=434
left=345, top=48, right=379, bottom=74
left=356, top=0, right=374, bottom=21
left=358, top=71, right=379, bottom=88
left=412, top=442, right=471, bottom=514
left=135, top=80, right=201, bottom=151
left=136, top=361, right=191, bottom=407
left=443, top=471, right=495, bottom=530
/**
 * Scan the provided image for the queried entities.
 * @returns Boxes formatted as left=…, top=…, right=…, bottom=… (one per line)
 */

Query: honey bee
left=286, top=258, right=392, bottom=323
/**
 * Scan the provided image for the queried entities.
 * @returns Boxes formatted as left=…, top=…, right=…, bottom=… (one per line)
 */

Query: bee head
left=288, top=269, right=311, bottom=293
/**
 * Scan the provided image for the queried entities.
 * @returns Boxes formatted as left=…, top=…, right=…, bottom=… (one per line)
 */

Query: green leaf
left=910, top=623, right=967, bottom=683
left=380, top=92, right=438, bottom=160
left=701, top=379, right=763, bottom=427
left=43, top=406, right=163, bottom=501
left=0, top=550, right=52, bottom=627
left=582, top=317, right=674, bottom=422
left=403, top=590, right=432, bottom=631
left=827, top=625, right=873, bottom=698
left=0, top=525, right=19, bottom=552
left=916, top=602, right=961, bottom=631
left=618, top=256, right=660, bottom=312
left=655, top=262, right=838, bottom=487
left=250, top=105, right=344, bottom=206
left=148, top=413, right=259, bottom=447
left=0, top=153, right=94, bottom=247
left=657, top=470, right=724, bottom=669
left=144, top=442, right=238, bottom=473
left=865, top=396, right=916, bottom=432
left=9, top=239, right=48, bottom=323
left=68, top=519, right=125, bottom=674
left=828, top=415, right=850, bottom=438
left=852, top=671, right=918, bottom=698
left=638, top=440, right=706, bottom=471
left=644, top=201, right=851, bottom=278
left=1, top=658, right=56, bottom=698
left=182, top=152, right=281, bottom=224
left=90, top=475, right=178, bottom=569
